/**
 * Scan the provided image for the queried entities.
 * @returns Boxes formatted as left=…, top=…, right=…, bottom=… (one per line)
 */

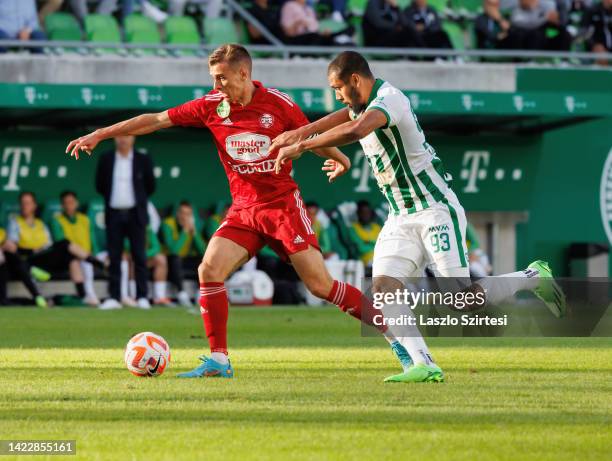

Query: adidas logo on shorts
left=222, top=118, right=233, bottom=125
left=293, top=235, right=305, bottom=244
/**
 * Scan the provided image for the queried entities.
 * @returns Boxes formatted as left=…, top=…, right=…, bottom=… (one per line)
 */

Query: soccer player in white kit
left=271, top=51, right=565, bottom=383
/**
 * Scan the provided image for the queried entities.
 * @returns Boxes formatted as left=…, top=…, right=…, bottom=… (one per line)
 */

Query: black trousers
left=4, top=240, right=74, bottom=298
left=106, top=208, right=147, bottom=300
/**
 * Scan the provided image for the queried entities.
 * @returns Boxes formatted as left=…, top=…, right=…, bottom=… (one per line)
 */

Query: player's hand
left=274, top=144, right=304, bottom=174
left=322, top=158, right=349, bottom=183
left=65, top=131, right=101, bottom=160
left=270, top=128, right=304, bottom=155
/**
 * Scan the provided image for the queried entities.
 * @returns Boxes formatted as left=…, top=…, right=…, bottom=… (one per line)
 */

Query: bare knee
left=198, top=259, right=225, bottom=283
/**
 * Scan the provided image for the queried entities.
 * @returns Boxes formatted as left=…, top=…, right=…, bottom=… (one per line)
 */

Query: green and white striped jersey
left=352, top=79, right=453, bottom=215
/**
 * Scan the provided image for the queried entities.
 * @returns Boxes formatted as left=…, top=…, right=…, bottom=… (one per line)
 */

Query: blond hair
left=208, top=44, right=252, bottom=72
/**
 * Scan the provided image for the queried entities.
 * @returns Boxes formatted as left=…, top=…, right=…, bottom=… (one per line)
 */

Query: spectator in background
left=247, top=0, right=285, bottom=45
left=508, top=0, right=571, bottom=51
left=38, top=0, right=64, bottom=25
left=95, top=135, right=155, bottom=310
left=125, top=225, right=173, bottom=306
left=205, top=202, right=229, bottom=239
left=403, top=0, right=453, bottom=50
left=168, top=0, right=223, bottom=19
left=363, top=0, right=419, bottom=47
left=51, top=190, right=102, bottom=306
left=0, top=228, right=8, bottom=305
left=475, top=0, right=512, bottom=49
left=69, top=0, right=117, bottom=22
left=305, top=201, right=336, bottom=260
left=161, top=201, right=206, bottom=307
left=121, top=0, right=170, bottom=24
left=3, top=192, right=102, bottom=307
left=348, top=200, right=381, bottom=269
left=583, top=0, right=612, bottom=65
left=320, top=0, right=349, bottom=22
left=465, top=222, right=492, bottom=278
left=281, top=0, right=354, bottom=45
left=0, top=0, right=47, bottom=53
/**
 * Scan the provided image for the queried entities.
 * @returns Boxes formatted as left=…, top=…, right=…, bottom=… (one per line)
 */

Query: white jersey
left=352, top=79, right=453, bottom=215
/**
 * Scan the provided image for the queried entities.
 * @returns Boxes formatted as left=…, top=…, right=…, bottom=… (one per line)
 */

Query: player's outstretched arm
left=298, top=109, right=387, bottom=151
left=65, top=111, right=174, bottom=159
left=270, top=108, right=351, bottom=153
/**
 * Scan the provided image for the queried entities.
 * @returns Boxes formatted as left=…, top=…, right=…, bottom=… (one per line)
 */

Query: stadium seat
left=44, top=13, right=82, bottom=41
left=165, top=16, right=201, bottom=56
left=453, top=0, right=483, bottom=15
left=319, top=18, right=350, bottom=35
left=124, top=14, right=162, bottom=56
left=443, top=21, right=466, bottom=50
left=42, top=200, right=62, bottom=226
left=0, top=202, right=19, bottom=228
left=87, top=199, right=106, bottom=251
left=203, top=18, right=239, bottom=45
left=84, top=14, right=122, bottom=55
left=348, top=0, right=368, bottom=16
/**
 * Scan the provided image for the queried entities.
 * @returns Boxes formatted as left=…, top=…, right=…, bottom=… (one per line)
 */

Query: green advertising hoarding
left=1, top=83, right=611, bottom=116
left=0, top=129, right=541, bottom=213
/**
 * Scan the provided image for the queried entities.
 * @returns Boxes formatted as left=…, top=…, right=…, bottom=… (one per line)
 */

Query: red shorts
left=213, top=189, right=320, bottom=261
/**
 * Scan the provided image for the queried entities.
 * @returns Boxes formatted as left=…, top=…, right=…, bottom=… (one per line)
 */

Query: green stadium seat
left=87, top=199, right=106, bottom=252
left=84, top=14, right=122, bottom=55
left=44, top=13, right=82, bottom=41
left=165, top=16, right=201, bottom=56
left=348, top=0, right=368, bottom=16
left=443, top=21, right=465, bottom=50
left=453, top=0, right=483, bottom=15
left=319, top=18, right=349, bottom=35
left=124, top=14, right=162, bottom=56
left=0, top=202, right=19, bottom=229
left=203, top=17, right=239, bottom=45
left=42, top=200, right=62, bottom=227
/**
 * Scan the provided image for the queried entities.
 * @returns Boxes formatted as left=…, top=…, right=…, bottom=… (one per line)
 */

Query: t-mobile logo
left=460, top=151, right=490, bottom=193
left=1, top=147, right=32, bottom=191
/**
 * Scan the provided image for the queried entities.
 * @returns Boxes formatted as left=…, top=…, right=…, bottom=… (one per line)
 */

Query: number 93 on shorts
left=372, top=198, right=469, bottom=278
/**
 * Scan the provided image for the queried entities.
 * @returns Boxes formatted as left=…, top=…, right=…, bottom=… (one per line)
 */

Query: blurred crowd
left=0, top=0, right=609, bottom=62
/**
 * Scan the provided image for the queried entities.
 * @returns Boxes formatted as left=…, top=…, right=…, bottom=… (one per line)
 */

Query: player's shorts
left=372, top=190, right=469, bottom=279
left=213, top=189, right=320, bottom=261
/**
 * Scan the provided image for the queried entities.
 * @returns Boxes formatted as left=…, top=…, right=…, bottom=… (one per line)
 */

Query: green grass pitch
left=0, top=306, right=610, bottom=461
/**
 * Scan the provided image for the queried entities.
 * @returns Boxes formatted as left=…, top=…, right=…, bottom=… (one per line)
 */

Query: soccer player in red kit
left=66, top=44, right=412, bottom=379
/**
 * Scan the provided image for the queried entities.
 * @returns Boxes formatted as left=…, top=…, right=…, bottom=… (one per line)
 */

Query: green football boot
left=30, top=266, right=51, bottom=282
left=528, top=260, right=566, bottom=318
left=384, top=363, right=445, bottom=383
left=35, top=295, right=48, bottom=308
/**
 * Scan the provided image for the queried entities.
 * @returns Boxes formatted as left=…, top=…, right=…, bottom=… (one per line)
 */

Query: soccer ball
left=124, top=332, right=171, bottom=377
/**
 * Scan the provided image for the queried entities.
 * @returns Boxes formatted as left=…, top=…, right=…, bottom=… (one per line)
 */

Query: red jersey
left=167, top=81, right=310, bottom=209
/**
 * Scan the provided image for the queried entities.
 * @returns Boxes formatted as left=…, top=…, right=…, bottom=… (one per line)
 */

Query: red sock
left=325, top=280, right=387, bottom=333
left=199, top=282, right=229, bottom=354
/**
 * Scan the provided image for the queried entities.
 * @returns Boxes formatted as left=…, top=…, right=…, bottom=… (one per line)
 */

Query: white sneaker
left=331, top=11, right=344, bottom=22
left=121, top=297, right=137, bottom=307
left=136, top=298, right=151, bottom=310
left=177, top=290, right=192, bottom=307
left=84, top=295, right=100, bottom=307
left=99, top=298, right=122, bottom=310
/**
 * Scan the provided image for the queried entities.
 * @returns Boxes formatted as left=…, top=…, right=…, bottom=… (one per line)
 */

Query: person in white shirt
left=94, top=136, right=156, bottom=310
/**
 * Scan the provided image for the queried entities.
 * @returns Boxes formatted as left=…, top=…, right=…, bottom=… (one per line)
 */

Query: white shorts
left=372, top=191, right=470, bottom=279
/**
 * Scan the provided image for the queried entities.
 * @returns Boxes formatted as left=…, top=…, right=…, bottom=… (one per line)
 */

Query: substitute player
left=271, top=51, right=566, bottom=383
left=66, top=44, right=414, bottom=380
